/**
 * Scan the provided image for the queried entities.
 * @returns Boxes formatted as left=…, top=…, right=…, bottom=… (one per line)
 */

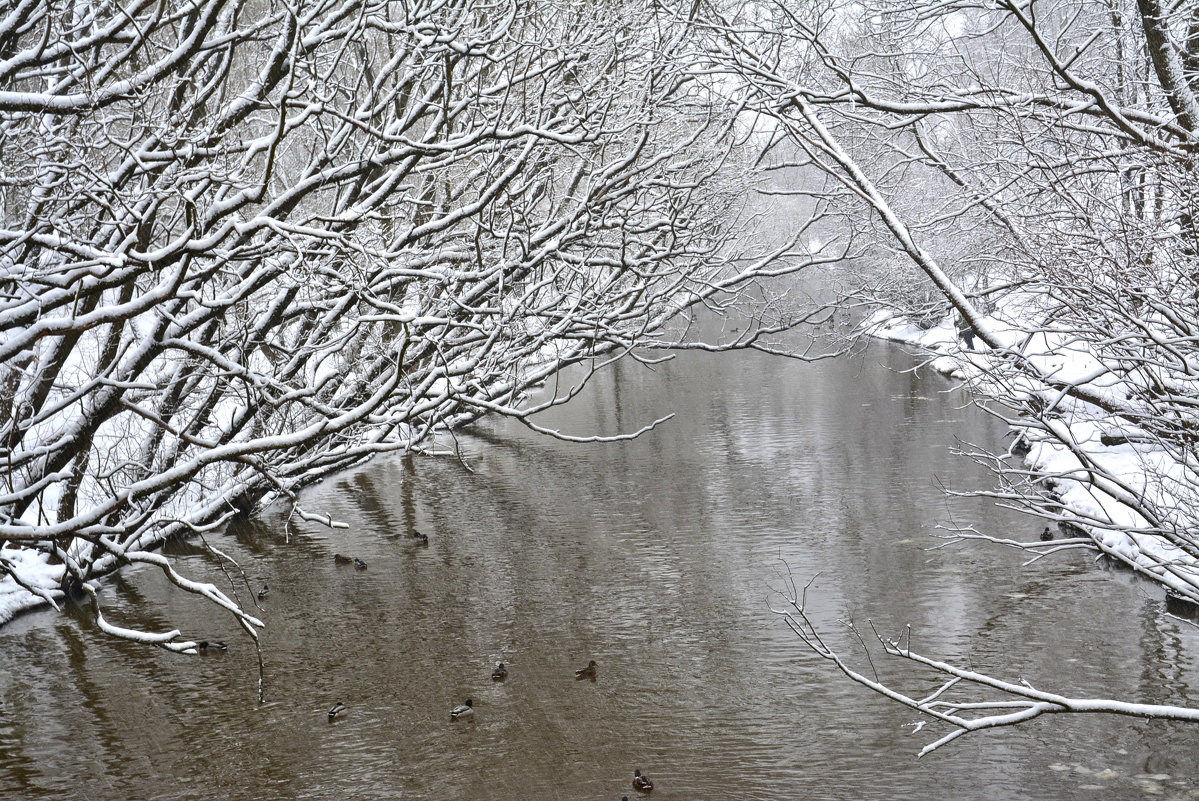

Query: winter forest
left=3, top=0, right=1199, bottom=796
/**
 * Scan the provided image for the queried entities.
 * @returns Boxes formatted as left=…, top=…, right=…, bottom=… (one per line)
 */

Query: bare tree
left=698, top=0, right=1199, bottom=749
left=0, top=0, right=829, bottom=651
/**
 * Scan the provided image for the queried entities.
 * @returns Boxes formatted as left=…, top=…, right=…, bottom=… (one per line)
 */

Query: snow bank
left=0, top=543, right=65, bottom=625
left=867, top=303, right=1199, bottom=600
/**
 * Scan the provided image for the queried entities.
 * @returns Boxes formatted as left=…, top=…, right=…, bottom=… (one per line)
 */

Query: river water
left=2, top=341, right=1198, bottom=800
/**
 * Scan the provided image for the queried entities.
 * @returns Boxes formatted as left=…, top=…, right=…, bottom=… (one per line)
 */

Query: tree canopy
left=0, top=0, right=817, bottom=644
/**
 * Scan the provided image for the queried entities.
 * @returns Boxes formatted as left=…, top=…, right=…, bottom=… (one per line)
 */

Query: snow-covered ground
left=867, top=301, right=1199, bottom=602
left=0, top=544, right=64, bottom=625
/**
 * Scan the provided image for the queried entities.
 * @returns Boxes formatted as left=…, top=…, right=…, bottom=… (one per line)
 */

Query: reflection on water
left=2, top=343, right=1199, bottom=800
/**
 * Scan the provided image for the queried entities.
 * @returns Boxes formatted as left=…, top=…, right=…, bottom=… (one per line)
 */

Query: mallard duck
left=1039, top=526, right=1053, bottom=541
left=257, top=584, right=269, bottom=600
left=334, top=553, right=353, bottom=564
left=633, top=769, right=653, bottom=793
left=196, top=640, right=227, bottom=651
left=491, top=661, right=508, bottom=681
left=574, top=660, right=597, bottom=680
left=411, top=529, right=429, bottom=545
left=353, top=558, right=368, bottom=570
left=450, top=698, right=474, bottom=720
left=328, top=701, right=346, bottom=720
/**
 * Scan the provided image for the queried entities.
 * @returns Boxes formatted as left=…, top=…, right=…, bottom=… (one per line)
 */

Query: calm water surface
left=2, top=342, right=1199, bottom=800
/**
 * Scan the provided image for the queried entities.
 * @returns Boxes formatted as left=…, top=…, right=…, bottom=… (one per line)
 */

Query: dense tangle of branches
left=0, top=0, right=823, bottom=645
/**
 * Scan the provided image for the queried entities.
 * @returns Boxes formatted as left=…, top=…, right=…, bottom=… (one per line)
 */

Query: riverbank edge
left=865, top=308, right=1199, bottom=606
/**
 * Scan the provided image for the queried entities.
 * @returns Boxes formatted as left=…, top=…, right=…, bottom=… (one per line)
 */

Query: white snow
left=867, top=299, right=1199, bottom=599
left=0, top=543, right=66, bottom=625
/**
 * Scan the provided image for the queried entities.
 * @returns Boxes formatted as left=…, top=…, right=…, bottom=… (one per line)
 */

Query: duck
left=334, top=553, right=353, bottom=565
left=450, top=698, right=474, bottom=720
left=1039, top=526, right=1053, bottom=541
left=574, top=660, right=598, bottom=680
left=257, top=584, right=269, bottom=600
left=491, top=661, right=508, bottom=681
left=196, top=640, right=227, bottom=651
left=633, top=769, right=653, bottom=793
left=411, top=530, right=429, bottom=545
left=328, top=701, right=346, bottom=720
left=353, top=558, right=368, bottom=570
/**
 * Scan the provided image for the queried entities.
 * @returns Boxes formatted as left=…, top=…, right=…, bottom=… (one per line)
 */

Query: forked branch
left=776, top=573, right=1199, bottom=757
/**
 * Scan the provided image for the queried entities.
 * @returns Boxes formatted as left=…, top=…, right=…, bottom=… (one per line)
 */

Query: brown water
left=2, top=343, right=1199, bottom=800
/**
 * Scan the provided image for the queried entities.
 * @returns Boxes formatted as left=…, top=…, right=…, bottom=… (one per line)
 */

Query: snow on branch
left=700, top=0, right=1199, bottom=615
left=0, top=0, right=822, bottom=647
left=776, top=574, right=1199, bottom=757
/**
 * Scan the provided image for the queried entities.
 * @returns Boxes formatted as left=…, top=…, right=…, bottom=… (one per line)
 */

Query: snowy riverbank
left=867, top=301, right=1199, bottom=604
left=6, top=302, right=1196, bottom=627
left=0, top=544, right=65, bottom=624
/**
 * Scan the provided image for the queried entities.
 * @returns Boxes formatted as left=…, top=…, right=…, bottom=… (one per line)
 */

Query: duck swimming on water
left=328, top=702, right=346, bottom=720
left=491, top=662, right=508, bottom=681
left=574, top=660, right=597, bottom=681
left=451, top=698, right=474, bottom=719
left=633, top=769, right=653, bottom=793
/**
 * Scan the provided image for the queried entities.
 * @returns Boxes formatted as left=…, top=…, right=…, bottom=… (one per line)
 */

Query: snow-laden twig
left=776, top=575, right=1199, bottom=757
left=0, top=0, right=827, bottom=650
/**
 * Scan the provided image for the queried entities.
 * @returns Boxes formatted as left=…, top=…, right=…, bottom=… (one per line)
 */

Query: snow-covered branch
left=777, top=574, right=1199, bottom=757
left=0, top=0, right=823, bottom=642
left=698, top=0, right=1199, bottom=744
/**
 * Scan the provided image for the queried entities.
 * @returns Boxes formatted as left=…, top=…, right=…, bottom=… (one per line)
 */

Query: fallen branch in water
left=775, top=572, right=1199, bottom=757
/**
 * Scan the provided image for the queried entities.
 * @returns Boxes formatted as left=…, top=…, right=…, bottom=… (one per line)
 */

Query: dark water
left=2, top=342, right=1199, bottom=800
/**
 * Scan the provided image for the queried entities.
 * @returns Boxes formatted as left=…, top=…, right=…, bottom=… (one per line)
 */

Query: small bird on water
left=491, top=661, right=508, bottom=681
left=450, top=698, right=474, bottom=720
left=411, top=529, right=429, bottom=545
left=633, top=769, right=653, bottom=793
left=257, top=584, right=269, bottom=600
left=328, top=702, right=346, bottom=720
left=196, top=640, right=227, bottom=652
left=574, top=660, right=597, bottom=681
left=353, top=558, right=368, bottom=570
left=1040, top=526, right=1053, bottom=541
left=334, top=553, right=353, bottom=564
